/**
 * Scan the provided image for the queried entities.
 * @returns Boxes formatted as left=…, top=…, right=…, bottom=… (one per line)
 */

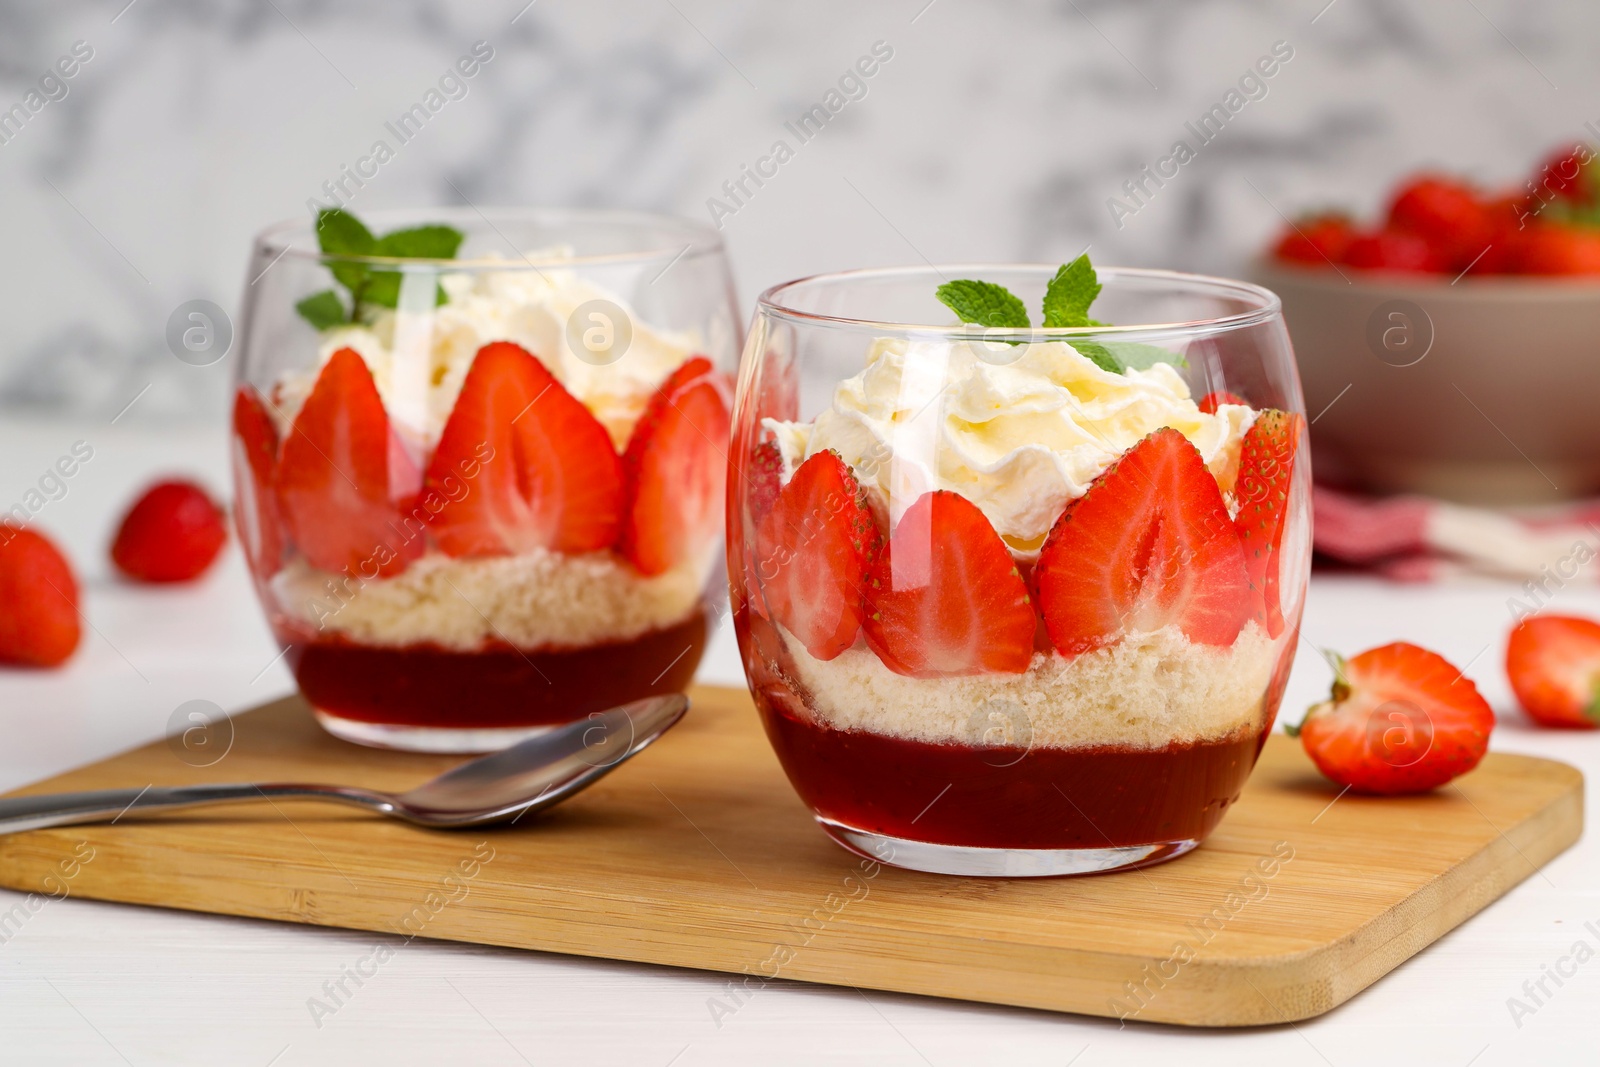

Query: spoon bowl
left=0, top=695, right=688, bottom=835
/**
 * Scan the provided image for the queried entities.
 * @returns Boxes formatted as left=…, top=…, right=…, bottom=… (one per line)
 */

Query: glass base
left=312, top=708, right=559, bottom=753
left=818, top=818, right=1200, bottom=877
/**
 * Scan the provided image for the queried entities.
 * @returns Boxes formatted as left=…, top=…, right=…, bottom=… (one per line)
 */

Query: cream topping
left=766, top=336, right=1254, bottom=555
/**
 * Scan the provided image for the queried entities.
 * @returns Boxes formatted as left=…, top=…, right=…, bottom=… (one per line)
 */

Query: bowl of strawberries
left=1256, top=144, right=1600, bottom=505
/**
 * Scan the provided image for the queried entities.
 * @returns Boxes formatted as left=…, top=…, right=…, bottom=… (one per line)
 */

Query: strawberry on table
left=425, top=341, right=625, bottom=558
left=1506, top=614, right=1600, bottom=729
left=1235, top=409, right=1303, bottom=639
left=111, top=480, right=228, bottom=583
left=620, top=356, right=731, bottom=576
left=1036, top=428, right=1251, bottom=654
left=0, top=525, right=81, bottom=668
left=862, top=491, right=1035, bottom=678
left=277, top=347, right=424, bottom=578
left=232, top=386, right=285, bottom=577
left=1289, top=642, right=1494, bottom=794
left=754, top=450, right=879, bottom=660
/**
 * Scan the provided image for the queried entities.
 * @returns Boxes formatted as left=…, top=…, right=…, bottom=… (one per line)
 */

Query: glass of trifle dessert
left=233, top=208, right=737, bottom=751
left=729, top=257, right=1309, bottom=876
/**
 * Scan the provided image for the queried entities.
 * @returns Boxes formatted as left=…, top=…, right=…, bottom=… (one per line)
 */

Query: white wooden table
left=1, top=418, right=1595, bottom=1066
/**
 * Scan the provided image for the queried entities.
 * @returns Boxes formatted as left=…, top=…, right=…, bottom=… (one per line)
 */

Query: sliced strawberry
left=0, top=524, right=80, bottom=667
left=754, top=450, right=879, bottom=660
left=1235, top=409, right=1303, bottom=639
left=277, top=348, right=423, bottom=578
left=1289, top=642, right=1494, bottom=794
left=862, top=491, right=1034, bottom=678
left=232, top=385, right=285, bottom=578
left=620, top=356, right=730, bottom=576
left=425, top=342, right=623, bottom=558
left=1198, top=390, right=1245, bottom=414
left=1036, top=428, right=1250, bottom=654
left=1506, top=615, right=1600, bottom=729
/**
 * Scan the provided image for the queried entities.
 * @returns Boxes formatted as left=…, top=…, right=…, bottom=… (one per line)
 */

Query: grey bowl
left=1255, top=261, right=1600, bottom=505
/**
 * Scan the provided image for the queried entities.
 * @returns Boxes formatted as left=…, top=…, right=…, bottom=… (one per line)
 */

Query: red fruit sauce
left=282, top=606, right=708, bottom=730
left=756, top=693, right=1264, bottom=851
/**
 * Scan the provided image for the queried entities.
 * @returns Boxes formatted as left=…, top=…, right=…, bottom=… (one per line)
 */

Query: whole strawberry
left=1288, top=642, right=1494, bottom=794
left=0, top=524, right=82, bottom=667
left=111, top=480, right=228, bottom=583
left=1506, top=614, right=1600, bottom=729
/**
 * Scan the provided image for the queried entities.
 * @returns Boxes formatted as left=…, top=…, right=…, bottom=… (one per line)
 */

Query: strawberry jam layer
left=284, top=605, right=708, bottom=730
left=756, top=688, right=1263, bottom=850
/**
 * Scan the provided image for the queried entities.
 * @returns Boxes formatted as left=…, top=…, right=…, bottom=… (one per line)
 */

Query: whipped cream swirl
left=766, top=337, right=1254, bottom=556
left=278, top=250, right=697, bottom=449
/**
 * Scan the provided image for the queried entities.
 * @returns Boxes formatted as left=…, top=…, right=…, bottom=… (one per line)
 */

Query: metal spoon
left=0, top=694, right=687, bottom=836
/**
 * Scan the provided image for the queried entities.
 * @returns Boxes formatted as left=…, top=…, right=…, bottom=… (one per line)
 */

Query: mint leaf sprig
left=935, top=253, right=1185, bottom=374
left=295, top=208, right=465, bottom=330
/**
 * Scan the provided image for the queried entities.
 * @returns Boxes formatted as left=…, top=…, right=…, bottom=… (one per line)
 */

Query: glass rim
left=756, top=264, right=1283, bottom=338
left=252, top=206, right=726, bottom=271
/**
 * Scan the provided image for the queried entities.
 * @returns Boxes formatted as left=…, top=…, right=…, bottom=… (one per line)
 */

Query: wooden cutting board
left=0, top=685, right=1581, bottom=1027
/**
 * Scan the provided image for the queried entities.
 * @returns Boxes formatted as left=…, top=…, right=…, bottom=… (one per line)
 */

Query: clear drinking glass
left=728, top=265, right=1310, bottom=876
left=233, top=209, right=739, bottom=752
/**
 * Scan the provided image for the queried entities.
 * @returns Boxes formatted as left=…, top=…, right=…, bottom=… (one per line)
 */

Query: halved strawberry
left=1198, top=390, right=1245, bottom=414
left=620, top=356, right=731, bottom=576
left=1289, top=642, right=1494, bottom=794
left=276, top=348, right=423, bottom=578
left=862, top=491, right=1034, bottom=678
left=1036, top=428, right=1250, bottom=654
left=425, top=342, right=624, bottom=557
left=1506, top=615, right=1600, bottom=729
left=232, top=385, right=285, bottom=578
left=754, top=450, right=879, bottom=660
left=1235, top=409, right=1302, bottom=639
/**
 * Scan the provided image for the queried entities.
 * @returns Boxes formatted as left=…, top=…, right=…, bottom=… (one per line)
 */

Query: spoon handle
left=0, top=783, right=395, bottom=836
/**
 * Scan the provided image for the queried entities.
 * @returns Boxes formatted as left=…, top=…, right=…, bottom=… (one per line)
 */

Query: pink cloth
left=1313, top=485, right=1600, bottom=583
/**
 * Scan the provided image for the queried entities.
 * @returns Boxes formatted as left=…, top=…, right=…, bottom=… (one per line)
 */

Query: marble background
left=0, top=0, right=1594, bottom=422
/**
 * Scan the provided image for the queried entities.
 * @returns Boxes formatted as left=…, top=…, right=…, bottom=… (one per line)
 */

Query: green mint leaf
left=295, top=290, right=348, bottom=330
left=373, top=225, right=464, bottom=260
left=1041, top=254, right=1102, bottom=327
left=315, top=209, right=376, bottom=300
left=1072, top=340, right=1187, bottom=373
left=360, top=270, right=449, bottom=309
left=1071, top=341, right=1122, bottom=374
left=936, top=279, right=1030, bottom=329
left=314, top=208, right=377, bottom=255
left=363, top=224, right=463, bottom=308
left=1102, top=341, right=1187, bottom=371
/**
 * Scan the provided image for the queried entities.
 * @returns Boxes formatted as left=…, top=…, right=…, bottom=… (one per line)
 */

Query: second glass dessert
left=728, top=262, right=1310, bottom=876
left=234, top=209, right=738, bottom=752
